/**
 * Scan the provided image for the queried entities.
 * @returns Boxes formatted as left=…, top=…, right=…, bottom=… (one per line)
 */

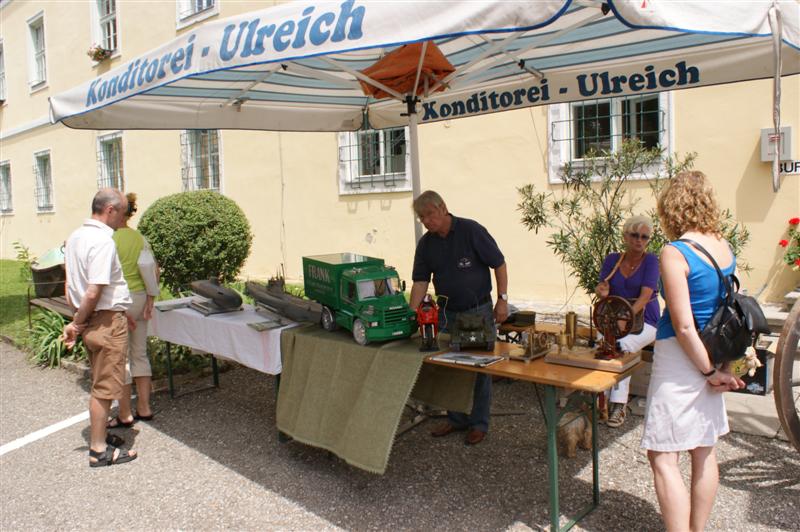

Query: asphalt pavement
left=1, top=340, right=798, bottom=531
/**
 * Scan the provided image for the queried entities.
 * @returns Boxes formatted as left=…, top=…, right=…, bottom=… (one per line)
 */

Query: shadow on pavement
left=131, top=365, right=663, bottom=530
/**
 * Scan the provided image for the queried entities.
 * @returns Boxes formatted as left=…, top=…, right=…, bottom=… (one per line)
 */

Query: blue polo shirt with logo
left=412, top=214, right=505, bottom=312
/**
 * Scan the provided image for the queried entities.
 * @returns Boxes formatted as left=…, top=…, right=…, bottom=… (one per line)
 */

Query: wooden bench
left=27, top=283, right=73, bottom=326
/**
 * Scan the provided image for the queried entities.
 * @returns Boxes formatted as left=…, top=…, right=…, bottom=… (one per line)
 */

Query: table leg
left=592, top=392, right=600, bottom=505
left=166, top=342, right=175, bottom=399
left=544, top=385, right=560, bottom=532
left=211, top=355, right=219, bottom=387
left=544, top=387, right=600, bottom=532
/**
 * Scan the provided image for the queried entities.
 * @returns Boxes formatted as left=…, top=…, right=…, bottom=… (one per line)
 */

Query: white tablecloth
left=148, top=297, right=297, bottom=375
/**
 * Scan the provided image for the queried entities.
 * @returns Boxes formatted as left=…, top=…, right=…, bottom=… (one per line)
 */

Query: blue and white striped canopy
left=50, top=0, right=800, bottom=132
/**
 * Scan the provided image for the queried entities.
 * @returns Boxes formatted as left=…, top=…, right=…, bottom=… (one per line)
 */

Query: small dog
left=557, top=407, right=593, bottom=458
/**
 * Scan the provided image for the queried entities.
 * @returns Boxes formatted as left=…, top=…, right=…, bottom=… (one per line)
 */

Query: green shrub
left=29, top=310, right=87, bottom=368
left=138, top=191, right=253, bottom=294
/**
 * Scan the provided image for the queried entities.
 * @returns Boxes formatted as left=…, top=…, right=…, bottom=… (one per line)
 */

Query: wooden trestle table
left=425, top=342, right=640, bottom=532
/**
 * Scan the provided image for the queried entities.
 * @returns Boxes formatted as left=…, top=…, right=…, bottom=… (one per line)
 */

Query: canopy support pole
left=404, top=95, right=423, bottom=242
left=768, top=1, right=783, bottom=193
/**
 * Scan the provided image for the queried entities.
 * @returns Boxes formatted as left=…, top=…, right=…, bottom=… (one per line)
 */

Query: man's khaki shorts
left=82, top=310, right=128, bottom=401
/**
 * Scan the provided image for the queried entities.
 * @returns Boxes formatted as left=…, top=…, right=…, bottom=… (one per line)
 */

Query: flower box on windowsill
left=87, top=46, right=113, bottom=63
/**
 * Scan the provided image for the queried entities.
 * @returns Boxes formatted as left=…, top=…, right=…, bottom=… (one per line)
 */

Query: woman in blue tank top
left=641, top=171, right=744, bottom=532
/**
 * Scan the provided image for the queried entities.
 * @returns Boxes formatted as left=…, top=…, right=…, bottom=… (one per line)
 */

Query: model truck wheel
left=352, top=319, right=368, bottom=345
left=321, top=306, right=338, bottom=331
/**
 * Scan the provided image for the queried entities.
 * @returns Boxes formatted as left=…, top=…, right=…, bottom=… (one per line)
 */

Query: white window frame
left=181, top=129, right=223, bottom=192
left=27, top=12, right=47, bottom=91
left=176, top=0, right=218, bottom=30
left=0, top=161, right=12, bottom=215
left=33, top=150, right=54, bottom=213
left=547, top=92, right=673, bottom=183
left=96, top=131, right=125, bottom=190
left=0, top=40, right=7, bottom=103
left=337, top=126, right=412, bottom=195
left=90, top=0, right=120, bottom=59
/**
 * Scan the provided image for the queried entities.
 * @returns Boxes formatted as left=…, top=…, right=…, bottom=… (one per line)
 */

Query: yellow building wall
left=1, top=1, right=798, bottom=307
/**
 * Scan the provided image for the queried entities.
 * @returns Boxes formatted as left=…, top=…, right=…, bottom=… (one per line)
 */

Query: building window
left=0, top=162, right=12, bottom=214
left=97, top=133, right=124, bottom=190
left=338, top=127, right=411, bottom=195
left=33, top=151, right=54, bottom=212
left=97, top=0, right=118, bottom=52
left=181, top=130, right=220, bottom=191
left=548, top=93, right=671, bottom=182
left=0, top=43, right=6, bottom=102
left=176, top=0, right=218, bottom=28
left=28, top=15, right=47, bottom=88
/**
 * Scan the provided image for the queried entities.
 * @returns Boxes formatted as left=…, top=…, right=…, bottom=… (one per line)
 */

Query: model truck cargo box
left=303, top=253, right=385, bottom=308
left=302, top=253, right=416, bottom=345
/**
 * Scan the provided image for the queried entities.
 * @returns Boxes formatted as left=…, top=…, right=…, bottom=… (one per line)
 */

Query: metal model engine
left=592, top=296, right=643, bottom=359
left=450, top=311, right=495, bottom=352
left=245, top=277, right=322, bottom=323
left=189, top=278, right=243, bottom=316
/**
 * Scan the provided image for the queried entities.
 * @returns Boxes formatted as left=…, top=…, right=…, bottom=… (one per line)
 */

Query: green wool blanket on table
left=277, top=325, right=475, bottom=474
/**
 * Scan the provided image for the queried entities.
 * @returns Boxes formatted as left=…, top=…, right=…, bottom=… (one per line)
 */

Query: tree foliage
left=517, top=140, right=750, bottom=296
left=138, top=190, right=253, bottom=294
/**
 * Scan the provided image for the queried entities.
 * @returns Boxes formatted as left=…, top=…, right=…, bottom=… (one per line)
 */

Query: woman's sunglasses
left=627, top=232, right=651, bottom=241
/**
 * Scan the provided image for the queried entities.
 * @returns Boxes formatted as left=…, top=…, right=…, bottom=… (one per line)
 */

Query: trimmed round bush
left=138, top=190, right=253, bottom=294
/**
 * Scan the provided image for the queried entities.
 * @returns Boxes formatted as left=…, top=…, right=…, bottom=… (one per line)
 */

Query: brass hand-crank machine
left=592, top=296, right=643, bottom=359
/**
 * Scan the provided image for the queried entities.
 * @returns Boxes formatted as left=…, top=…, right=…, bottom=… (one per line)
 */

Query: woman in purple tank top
left=642, top=171, right=744, bottom=532
left=595, top=214, right=660, bottom=428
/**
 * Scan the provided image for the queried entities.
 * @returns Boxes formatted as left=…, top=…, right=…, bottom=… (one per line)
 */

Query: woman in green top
left=107, top=193, right=160, bottom=428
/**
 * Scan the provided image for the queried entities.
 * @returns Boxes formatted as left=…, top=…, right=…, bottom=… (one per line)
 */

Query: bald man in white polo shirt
left=63, top=188, right=137, bottom=467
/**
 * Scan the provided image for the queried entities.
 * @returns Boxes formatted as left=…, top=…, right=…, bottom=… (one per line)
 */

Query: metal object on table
left=592, top=296, right=643, bottom=359
left=189, top=278, right=243, bottom=316
left=245, top=278, right=322, bottom=323
left=565, top=311, right=577, bottom=349
left=508, top=330, right=554, bottom=362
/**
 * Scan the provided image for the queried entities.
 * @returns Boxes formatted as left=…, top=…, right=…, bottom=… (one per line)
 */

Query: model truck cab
left=303, top=253, right=416, bottom=345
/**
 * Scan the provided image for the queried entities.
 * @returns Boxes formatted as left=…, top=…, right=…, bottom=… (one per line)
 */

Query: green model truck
left=302, top=253, right=416, bottom=345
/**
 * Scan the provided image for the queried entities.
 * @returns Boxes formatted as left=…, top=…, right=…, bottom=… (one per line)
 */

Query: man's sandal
left=133, top=411, right=154, bottom=422
left=89, top=446, right=137, bottom=468
left=106, top=416, right=134, bottom=429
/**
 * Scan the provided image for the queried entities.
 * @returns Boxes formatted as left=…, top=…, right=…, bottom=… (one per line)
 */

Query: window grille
left=339, top=127, right=407, bottom=191
left=98, top=0, right=117, bottom=51
left=179, top=0, right=214, bottom=20
left=97, top=134, right=124, bottom=190
left=181, top=130, right=220, bottom=191
left=552, top=95, right=664, bottom=161
left=0, top=45, right=6, bottom=101
left=0, top=163, right=12, bottom=213
left=33, top=152, right=53, bottom=212
left=30, top=19, right=46, bottom=86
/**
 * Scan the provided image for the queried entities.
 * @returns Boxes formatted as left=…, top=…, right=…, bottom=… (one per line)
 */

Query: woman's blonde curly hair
left=657, top=170, right=720, bottom=240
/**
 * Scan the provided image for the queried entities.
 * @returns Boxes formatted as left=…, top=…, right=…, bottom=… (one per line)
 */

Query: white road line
left=0, top=396, right=138, bottom=457
left=0, top=411, right=89, bottom=456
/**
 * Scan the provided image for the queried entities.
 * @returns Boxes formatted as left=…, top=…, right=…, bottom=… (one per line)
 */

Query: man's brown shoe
left=430, top=422, right=464, bottom=437
left=465, top=429, right=486, bottom=445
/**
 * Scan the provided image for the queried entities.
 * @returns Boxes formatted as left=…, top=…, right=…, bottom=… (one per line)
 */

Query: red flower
left=779, top=239, right=789, bottom=247
left=790, top=217, right=800, bottom=225
left=796, top=258, right=800, bottom=266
